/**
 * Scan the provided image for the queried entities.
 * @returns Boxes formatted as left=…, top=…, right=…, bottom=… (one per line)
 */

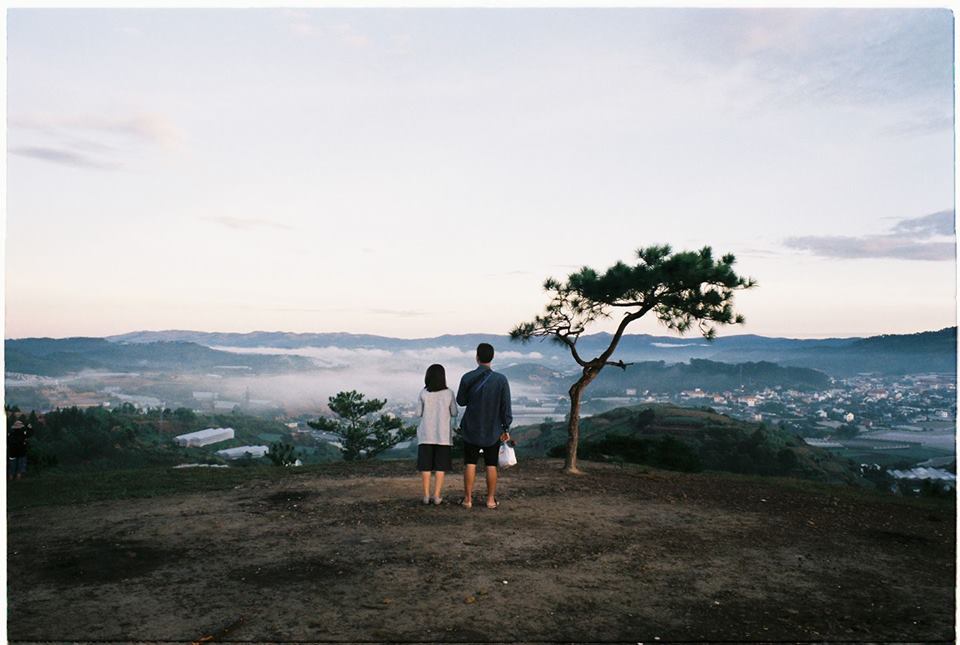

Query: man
left=456, top=342, right=512, bottom=509
left=7, top=420, right=29, bottom=481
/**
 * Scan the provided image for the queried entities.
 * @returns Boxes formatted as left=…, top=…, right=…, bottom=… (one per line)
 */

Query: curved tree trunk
left=564, top=370, right=596, bottom=474
left=562, top=310, right=647, bottom=474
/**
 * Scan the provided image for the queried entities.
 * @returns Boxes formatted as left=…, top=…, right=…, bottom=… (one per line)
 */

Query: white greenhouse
left=174, top=427, right=236, bottom=447
left=216, top=445, right=269, bottom=460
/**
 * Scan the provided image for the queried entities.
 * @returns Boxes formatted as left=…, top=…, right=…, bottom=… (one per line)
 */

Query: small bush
left=267, top=442, right=299, bottom=467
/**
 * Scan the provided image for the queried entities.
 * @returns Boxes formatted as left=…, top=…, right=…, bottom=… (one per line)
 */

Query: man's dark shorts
left=463, top=440, right=500, bottom=468
left=7, top=456, right=26, bottom=478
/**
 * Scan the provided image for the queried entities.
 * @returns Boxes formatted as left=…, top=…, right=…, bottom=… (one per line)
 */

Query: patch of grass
left=8, top=458, right=951, bottom=514
left=7, top=467, right=262, bottom=511
left=7, top=459, right=424, bottom=511
left=6, top=464, right=317, bottom=511
left=700, top=468, right=955, bottom=509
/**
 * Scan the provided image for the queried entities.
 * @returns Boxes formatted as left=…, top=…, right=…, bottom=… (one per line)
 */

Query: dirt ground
left=7, top=460, right=956, bottom=643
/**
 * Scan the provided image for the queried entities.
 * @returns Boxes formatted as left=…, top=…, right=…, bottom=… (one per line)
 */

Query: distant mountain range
left=109, top=327, right=956, bottom=375
left=4, top=326, right=956, bottom=377
left=4, top=338, right=315, bottom=376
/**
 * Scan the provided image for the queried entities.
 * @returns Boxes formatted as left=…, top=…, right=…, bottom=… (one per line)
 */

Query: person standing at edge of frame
left=456, top=343, right=512, bottom=509
left=7, top=419, right=29, bottom=481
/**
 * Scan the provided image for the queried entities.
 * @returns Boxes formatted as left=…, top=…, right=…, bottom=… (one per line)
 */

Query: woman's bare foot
left=486, top=498, right=499, bottom=509
left=460, top=497, right=472, bottom=508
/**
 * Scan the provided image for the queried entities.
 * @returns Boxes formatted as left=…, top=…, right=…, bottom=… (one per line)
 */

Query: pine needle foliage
left=511, top=245, right=756, bottom=472
left=308, top=390, right=416, bottom=462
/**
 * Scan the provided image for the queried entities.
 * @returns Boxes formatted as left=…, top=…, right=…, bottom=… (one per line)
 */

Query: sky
left=5, top=8, right=956, bottom=340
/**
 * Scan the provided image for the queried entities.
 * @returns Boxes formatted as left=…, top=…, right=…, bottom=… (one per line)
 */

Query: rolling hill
left=509, top=404, right=860, bottom=484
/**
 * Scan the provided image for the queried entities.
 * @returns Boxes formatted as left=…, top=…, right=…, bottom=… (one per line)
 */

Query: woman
left=416, top=363, right=459, bottom=505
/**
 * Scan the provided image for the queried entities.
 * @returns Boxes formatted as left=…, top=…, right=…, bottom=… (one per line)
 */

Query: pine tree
left=511, top=245, right=756, bottom=473
left=308, top=391, right=416, bottom=461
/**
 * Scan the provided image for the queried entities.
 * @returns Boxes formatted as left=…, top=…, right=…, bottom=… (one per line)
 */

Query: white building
left=803, top=438, right=843, bottom=448
left=887, top=467, right=956, bottom=489
left=174, top=427, right=236, bottom=447
left=216, top=445, right=269, bottom=460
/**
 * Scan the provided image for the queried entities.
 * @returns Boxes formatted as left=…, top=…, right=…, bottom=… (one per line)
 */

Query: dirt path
left=7, top=460, right=955, bottom=642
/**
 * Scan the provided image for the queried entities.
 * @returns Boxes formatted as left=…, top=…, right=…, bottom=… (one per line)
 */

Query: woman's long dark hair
left=424, top=364, right=447, bottom=392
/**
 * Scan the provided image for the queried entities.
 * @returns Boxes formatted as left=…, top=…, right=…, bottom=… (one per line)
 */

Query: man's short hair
left=476, top=343, right=495, bottom=364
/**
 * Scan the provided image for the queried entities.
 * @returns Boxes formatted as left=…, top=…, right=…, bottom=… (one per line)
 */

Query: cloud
left=281, top=10, right=371, bottom=48
left=784, top=210, right=956, bottom=261
left=783, top=236, right=954, bottom=261
left=259, top=306, right=331, bottom=314
left=882, top=113, right=953, bottom=136
left=891, top=210, right=954, bottom=237
left=484, top=270, right=534, bottom=278
left=651, top=342, right=710, bottom=348
left=329, top=24, right=371, bottom=48
left=737, top=248, right=781, bottom=258
left=675, top=9, right=953, bottom=108
left=367, top=308, right=431, bottom=318
left=11, top=113, right=182, bottom=148
left=282, top=9, right=316, bottom=36
left=9, top=112, right=183, bottom=170
left=233, top=304, right=437, bottom=318
left=9, top=146, right=118, bottom=170
left=202, top=216, right=295, bottom=232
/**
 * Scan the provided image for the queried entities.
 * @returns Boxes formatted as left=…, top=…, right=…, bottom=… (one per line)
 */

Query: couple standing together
left=416, top=342, right=512, bottom=509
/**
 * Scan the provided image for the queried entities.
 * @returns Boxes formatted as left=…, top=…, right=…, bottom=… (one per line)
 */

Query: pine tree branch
left=556, top=332, right=588, bottom=367
left=598, top=304, right=654, bottom=364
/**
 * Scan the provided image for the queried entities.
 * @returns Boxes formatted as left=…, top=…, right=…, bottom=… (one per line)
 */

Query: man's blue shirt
left=456, top=365, right=512, bottom=447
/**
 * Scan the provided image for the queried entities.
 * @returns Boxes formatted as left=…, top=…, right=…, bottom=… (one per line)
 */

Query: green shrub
left=266, top=442, right=299, bottom=467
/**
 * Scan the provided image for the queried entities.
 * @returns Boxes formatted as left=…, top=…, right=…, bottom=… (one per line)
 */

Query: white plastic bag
left=499, top=441, right=518, bottom=468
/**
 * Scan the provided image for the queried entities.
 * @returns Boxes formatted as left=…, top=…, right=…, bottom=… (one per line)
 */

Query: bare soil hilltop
left=7, top=459, right=955, bottom=643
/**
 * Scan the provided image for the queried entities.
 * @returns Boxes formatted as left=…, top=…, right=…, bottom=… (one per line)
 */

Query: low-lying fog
left=210, top=345, right=561, bottom=414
